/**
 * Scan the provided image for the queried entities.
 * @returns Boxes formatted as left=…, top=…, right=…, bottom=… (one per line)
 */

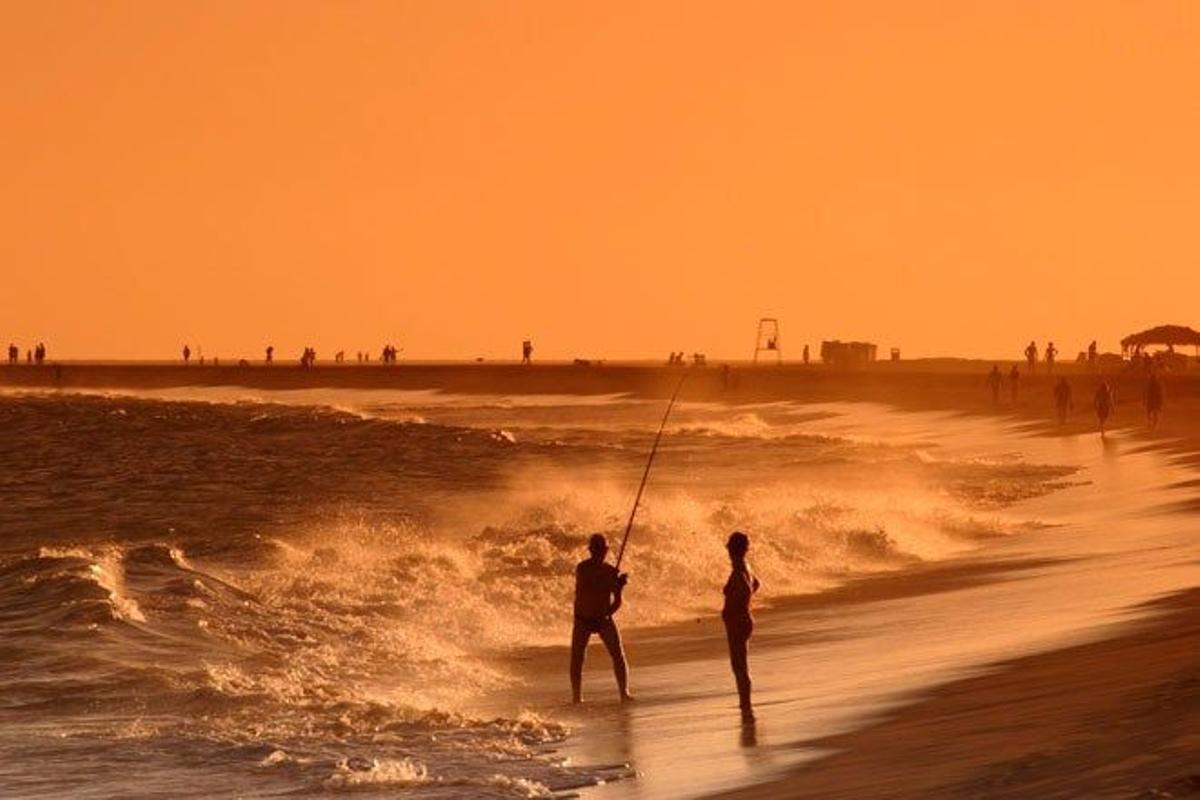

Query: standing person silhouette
left=1053, top=377, right=1073, bottom=425
left=722, top=531, right=760, bottom=722
left=1025, top=341, right=1038, bottom=372
left=1145, top=372, right=1164, bottom=429
left=987, top=365, right=1003, bottom=405
left=570, top=534, right=631, bottom=704
left=1045, top=342, right=1058, bottom=373
left=1094, top=380, right=1114, bottom=436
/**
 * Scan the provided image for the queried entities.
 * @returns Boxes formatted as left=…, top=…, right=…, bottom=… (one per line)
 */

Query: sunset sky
left=2, top=2, right=1198, bottom=360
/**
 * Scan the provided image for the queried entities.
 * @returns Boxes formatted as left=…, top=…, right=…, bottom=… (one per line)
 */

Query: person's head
left=587, top=533, right=609, bottom=560
left=726, top=531, right=750, bottom=560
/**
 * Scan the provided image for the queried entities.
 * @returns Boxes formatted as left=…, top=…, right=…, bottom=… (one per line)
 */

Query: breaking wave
left=0, top=390, right=1076, bottom=797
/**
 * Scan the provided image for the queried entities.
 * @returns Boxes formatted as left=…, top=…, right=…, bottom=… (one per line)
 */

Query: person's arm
left=609, top=573, right=627, bottom=616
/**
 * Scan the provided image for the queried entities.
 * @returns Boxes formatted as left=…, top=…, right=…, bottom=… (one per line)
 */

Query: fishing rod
left=614, top=372, right=688, bottom=571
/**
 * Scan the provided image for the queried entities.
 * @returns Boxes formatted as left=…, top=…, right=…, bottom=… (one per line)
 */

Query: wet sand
left=476, top=385, right=1197, bottom=799
left=712, top=588, right=1200, bottom=800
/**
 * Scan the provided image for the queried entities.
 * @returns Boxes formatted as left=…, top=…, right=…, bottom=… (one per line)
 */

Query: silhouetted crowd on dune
left=989, top=341, right=1170, bottom=436
left=7, top=342, right=47, bottom=365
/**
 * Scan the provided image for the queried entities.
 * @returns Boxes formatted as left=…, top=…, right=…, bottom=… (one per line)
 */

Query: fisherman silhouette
left=987, top=365, right=1002, bottom=405
left=1145, top=372, right=1164, bottom=429
left=723, top=531, right=759, bottom=722
left=1094, top=380, right=1114, bottom=436
left=1054, top=377, right=1073, bottom=425
left=570, top=534, right=631, bottom=704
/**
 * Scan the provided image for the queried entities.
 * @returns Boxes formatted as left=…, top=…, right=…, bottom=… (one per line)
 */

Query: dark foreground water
left=0, top=388, right=1080, bottom=798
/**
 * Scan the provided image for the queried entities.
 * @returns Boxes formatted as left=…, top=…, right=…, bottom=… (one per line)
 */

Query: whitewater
left=2, top=387, right=1188, bottom=798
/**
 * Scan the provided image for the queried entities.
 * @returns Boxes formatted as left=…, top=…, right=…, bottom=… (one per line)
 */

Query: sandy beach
left=3, top=361, right=1197, bottom=798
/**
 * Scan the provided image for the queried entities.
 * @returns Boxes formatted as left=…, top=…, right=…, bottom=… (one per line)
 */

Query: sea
left=0, top=386, right=1194, bottom=798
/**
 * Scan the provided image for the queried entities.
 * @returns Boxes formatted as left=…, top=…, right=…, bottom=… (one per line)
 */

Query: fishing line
left=614, top=371, right=688, bottom=571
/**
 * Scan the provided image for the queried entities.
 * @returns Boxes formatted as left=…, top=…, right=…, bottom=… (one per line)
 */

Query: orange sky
left=2, top=2, right=1198, bottom=360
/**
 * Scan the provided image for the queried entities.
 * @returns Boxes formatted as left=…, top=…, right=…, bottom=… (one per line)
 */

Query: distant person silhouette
left=182, top=344, right=191, bottom=364
left=1025, top=341, right=1038, bottom=372
left=1045, top=342, right=1058, bottom=373
left=1145, top=372, right=1164, bottom=429
left=522, top=340, right=533, bottom=364
left=987, top=365, right=1003, bottom=405
left=1087, top=340, right=1098, bottom=368
left=265, top=345, right=274, bottom=365
left=723, top=531, right=759, bottom=721
left=570, top=534, right=631, bottom=704
left=7, top=343, right=16, bottom=364
left=1053, top=377, right=1073, bottom=425
left=1094, top=380, right=1114, bottom=436
left=803, top=344, right=810, bottom=365
left=1009, top=365, right=1020, bottom=403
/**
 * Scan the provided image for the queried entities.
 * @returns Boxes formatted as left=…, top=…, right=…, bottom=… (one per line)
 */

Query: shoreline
left=712, top=587, right=1200, bottom=799
left=7, top=362, right=1197, bottom=798
left=5, top=360, right=1199, bottom=451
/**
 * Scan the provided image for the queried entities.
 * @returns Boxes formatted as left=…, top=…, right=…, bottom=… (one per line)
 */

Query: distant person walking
left=182, top=344, right=191, bottom=364
left=1025, top=341, right=1038, bottom=372
left=1009, top=365, right=1020, bottom=403
left=987, top=365, right=1003, bottom=405
left=1045, top=342, right=1058, bottom=373
left=722, top=531, right=760, bottom=721
left=522, top=339, right=533, bottom=365
left=1053, top=377, right=1073, bottom=425
left=1094, top=380, right=1114, bottom=436
left=570, top=534, right=632, bottom=704
left=1144, top=372, right=1164, bottom=429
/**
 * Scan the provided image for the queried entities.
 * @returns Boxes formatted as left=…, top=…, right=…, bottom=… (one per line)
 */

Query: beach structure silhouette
left=753, top=318, right=782, bottom=365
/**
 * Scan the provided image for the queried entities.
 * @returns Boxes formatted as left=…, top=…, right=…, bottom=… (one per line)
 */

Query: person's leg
left=725, top=621, right=753, bottom=714
left=597, top=621, right=631, bottom=699
left=570, top=621, right=590, bottom=703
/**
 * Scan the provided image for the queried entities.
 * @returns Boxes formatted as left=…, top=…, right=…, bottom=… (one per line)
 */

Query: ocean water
left=0, top=389, right=1082, bottom=798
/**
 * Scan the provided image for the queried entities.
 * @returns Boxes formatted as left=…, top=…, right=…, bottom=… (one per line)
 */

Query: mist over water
left=0, top=390, right=1077, bottom=797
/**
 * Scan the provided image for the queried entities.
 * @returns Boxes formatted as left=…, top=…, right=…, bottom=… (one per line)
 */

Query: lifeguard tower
left=753, top=318, right=782, bottom=365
